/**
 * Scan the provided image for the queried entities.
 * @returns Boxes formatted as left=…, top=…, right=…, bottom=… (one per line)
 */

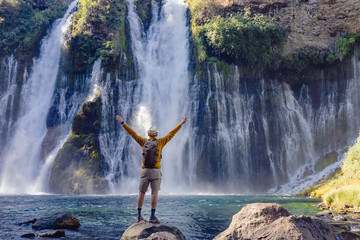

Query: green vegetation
left=71, top=0, right=128, bottom=69
left=0, top=0, right=71, bottom=59
left=186, top=2, right=288, bottom=67
left=204, top=10, right=287, bottom=66
left=133, top=0, right=152, bottom=27
left=49, top=97, right=108, bottom=194
left=336, top=33, right=360, bottom=56
left=314, top=152, right=338, bottom=172
left=301, top=134, right=360, bottom=210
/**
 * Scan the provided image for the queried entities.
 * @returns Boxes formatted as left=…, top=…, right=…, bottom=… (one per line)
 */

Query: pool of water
left=0, top=195, right=321, bottom=239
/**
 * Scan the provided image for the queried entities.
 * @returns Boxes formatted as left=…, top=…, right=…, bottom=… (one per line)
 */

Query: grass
left=324, top=185, right=360, bottom=210
left=305, top=134, right=360, bottom=210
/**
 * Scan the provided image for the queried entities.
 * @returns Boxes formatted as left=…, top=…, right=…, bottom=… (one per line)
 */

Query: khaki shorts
left=139, top=168, right=162, bottom=192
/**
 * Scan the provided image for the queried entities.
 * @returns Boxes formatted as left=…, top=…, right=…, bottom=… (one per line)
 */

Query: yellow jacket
left=122, top=123, right=182, bottom=168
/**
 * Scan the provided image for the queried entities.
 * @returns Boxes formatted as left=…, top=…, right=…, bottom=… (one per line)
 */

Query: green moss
left=280, top=50, right=339, bottom=73
left=208, top=57, right=231, bottom=77
left=336, top=33, right=360, bottom=56
left=50, top=97, right=108, bottom=194
left=134, top=0, right=152, bottom=27
left=314, top=151, right=339, bottom=172
left=71, top=0, right=129, bottom=69
left=325, top=52, right=338, bottom=64
left=303, top=133, right=360, bottom=209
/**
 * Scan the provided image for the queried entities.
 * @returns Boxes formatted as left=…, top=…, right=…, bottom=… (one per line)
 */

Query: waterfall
left=0, top=0, right=79, bottom=194
left=191, top=56, right=360, bottom=193
left=100, top=0, right=191, bottom=194
left=0, top=55, right=18, bottom=158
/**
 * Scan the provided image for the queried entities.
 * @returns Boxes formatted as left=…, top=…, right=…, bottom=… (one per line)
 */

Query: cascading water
left=0, top=55, right=18, bottom=158
left=0, top=1, right=79, bottom=194
left=100, top=0, right=191, bottom=193
left=192, top=55, right=360, bottom=193
left=99, top=0, right=360, bottom=194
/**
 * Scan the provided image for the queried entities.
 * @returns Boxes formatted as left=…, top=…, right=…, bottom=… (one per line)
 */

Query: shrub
left=0, top=0, right=71, bottom=58
left=189, top=7, right=287, bottom=67
left=336, top=33, right=360, bottom=56
left=71, top=0, right=128, bottom=67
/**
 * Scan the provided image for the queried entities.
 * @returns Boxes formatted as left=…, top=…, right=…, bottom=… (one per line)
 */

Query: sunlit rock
left=214, top=203, right=336, bottom=240
left=121, top=221, right=186, bottom=240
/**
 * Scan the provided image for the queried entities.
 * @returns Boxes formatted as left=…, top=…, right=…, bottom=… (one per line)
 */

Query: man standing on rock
left=116, top=115, right=189, bottom=224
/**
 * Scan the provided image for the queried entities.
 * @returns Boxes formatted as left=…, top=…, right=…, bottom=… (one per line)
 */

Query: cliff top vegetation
left=70, top=0, right=128, bottom=71
left=186, top=0, right=360, bottom=73
left=186, top=0, right=288, bottom=68
left=0, top=0, right=71, bottom=61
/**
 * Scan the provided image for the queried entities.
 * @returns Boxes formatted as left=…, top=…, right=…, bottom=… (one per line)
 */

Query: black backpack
left=142, top=139, right=159, bottom=168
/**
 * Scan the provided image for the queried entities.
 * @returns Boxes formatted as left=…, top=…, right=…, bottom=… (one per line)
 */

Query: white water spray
left=0, top=1, right=79, bottom=194
left=100, top=0, right=191, bottom=193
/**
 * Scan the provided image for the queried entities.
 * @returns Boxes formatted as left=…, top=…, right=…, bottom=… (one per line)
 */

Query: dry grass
left=309, top=134, right=360, bottom=209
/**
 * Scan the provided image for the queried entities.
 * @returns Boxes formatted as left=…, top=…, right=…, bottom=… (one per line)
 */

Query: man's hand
left=180, top=116, right=189, bottom=126
left=116, top=115, right=123, bottom=123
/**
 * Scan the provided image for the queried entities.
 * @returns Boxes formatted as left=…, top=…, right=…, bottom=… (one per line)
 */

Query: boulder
left=339, top=232, right=360, bottom=240
left=21, top=233, right=36, bottom=238
left=121, top=221, right=186, bottom=240
left=32, top=212, right=80, bottom=230
left=214, top=203, right=337, bottom=240
left=38, top=230, right=65, bottom=238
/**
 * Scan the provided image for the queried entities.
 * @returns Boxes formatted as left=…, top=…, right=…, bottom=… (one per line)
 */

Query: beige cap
left=147, top=126, right=158, bottom=136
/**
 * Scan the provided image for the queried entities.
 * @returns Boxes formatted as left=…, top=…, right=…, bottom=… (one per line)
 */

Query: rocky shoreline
left=314, top=206, right=360, bottom=240
left=15, top=204, right=360, bottom=239
left=18, top=212, right=80, bottom=239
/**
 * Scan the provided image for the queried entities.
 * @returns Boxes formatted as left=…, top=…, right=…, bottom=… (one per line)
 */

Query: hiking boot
left=137, top=216, right=144, bottom=222
left=149, top=217, right=160, bottom=224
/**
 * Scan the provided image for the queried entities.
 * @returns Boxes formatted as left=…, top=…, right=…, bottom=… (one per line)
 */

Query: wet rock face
left=121, top=221, right=186, bottom=240
left=32, top=212, right=80, bottom=230
left=214, top=203, right=337, bottom=240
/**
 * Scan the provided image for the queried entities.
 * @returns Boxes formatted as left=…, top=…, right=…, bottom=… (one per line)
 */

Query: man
left=116, top=114, right=189, bottom=223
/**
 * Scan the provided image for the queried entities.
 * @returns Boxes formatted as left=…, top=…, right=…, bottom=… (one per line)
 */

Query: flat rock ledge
left=214, top=203, right=337, bottom=240
left=120, top=221, right=186, bottom=240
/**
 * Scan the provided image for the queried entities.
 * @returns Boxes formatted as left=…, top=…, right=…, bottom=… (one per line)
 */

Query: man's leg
left=151, top=190, right=158, bottom=209
left=138, top=191, right=146, bottom=209
left=150, top=190, right=159, bottom=223
left=137, top=191, right=145, bottom=222
left=149, top=169, right=161, bottom=223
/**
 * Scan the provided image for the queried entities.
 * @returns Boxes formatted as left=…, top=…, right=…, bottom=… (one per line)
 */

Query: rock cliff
left=49, top=97, right=108, bottom=194
left=207, top=0, right=360, bottom=55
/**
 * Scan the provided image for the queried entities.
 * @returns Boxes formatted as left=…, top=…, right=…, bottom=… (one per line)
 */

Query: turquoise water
left=0, top=195, right=321, bottom=239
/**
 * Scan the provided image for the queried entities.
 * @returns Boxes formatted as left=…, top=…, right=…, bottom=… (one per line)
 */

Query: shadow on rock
left=121, top=221, right=186, bottom=240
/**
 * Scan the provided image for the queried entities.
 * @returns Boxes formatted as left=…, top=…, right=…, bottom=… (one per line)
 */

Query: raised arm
left=159, top=116, right=189, bottom=146
left=116, top=115, right=147, bottom=146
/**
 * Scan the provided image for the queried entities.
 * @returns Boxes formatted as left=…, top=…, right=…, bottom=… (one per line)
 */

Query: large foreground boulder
left=121, top=221, right=186, bottom=240
left=214, top=203, right=336, bottom=240
left=32, top=212, right=80, bottom=230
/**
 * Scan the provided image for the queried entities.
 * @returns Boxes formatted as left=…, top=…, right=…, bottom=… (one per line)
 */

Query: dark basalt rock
left=18, top=218, right=37, bottom=225
left=121, top=221, right=186, bottom=240
left=21, top=233, right=36, bottom=238
left=32, top=212, right=80, bottom=230
left=338, top=231, right=360, bottom=240
left=38, top=230, right=65, bottom=238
